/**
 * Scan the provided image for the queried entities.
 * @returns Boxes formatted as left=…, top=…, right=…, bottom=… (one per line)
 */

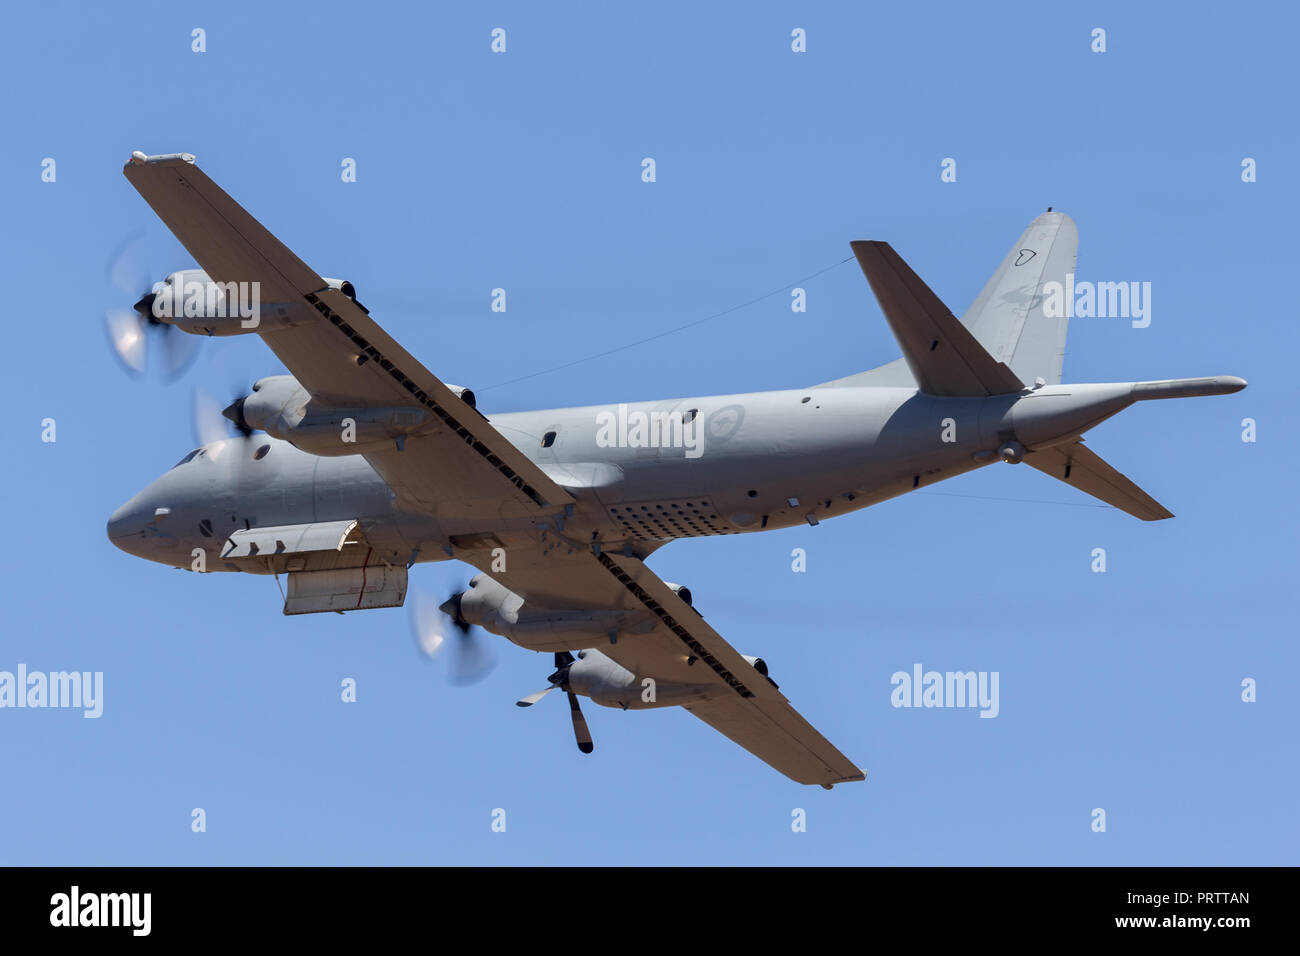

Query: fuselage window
left=254, top=444, right=271, bottom=460
left=172, top=449, right=201, bottom=468
left=541, top=431, right=557, bottom=448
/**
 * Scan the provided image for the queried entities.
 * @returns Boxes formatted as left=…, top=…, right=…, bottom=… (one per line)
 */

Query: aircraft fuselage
left=107, top=380, right=1144, bottom=570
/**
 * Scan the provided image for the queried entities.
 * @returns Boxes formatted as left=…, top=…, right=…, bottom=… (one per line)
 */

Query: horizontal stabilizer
left=1025, top=440, right=1173, bottom=521
left=851, top=241, right=1024, bottom=397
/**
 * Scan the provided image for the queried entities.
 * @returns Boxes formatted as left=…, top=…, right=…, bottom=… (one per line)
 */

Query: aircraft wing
left=463, top=547, right=866, bottom=787
left=122, top=153, right=573, bottom=520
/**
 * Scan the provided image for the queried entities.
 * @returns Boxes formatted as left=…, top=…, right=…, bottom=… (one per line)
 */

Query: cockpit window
left=172, top=449, right=201, bottom=468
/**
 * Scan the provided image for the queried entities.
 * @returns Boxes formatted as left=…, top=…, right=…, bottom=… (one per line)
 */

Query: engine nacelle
left=454, top=574, right=654, bottom=653
left=147, top=270, right=290, bottom=336
left=228, top=374, right=432, bottom=456
left=566, top=649, right=715, bottom=710
left=226, top=372, right=478, bottom=456
left=148, top=271, right=360, bottom=336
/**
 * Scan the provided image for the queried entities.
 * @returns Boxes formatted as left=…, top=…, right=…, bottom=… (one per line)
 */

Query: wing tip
left=123, top=151, right=196, bottom=174
left=125, top=150, right=195, bottom=165
left=819, top=768, right=868, bottom=788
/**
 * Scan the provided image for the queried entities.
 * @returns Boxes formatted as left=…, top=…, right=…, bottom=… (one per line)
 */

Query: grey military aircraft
left=107, top=152, right=1246, bottom=787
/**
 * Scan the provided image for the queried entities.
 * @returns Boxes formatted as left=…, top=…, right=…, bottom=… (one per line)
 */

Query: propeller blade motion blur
left=102, top=233, right=200, bottom=382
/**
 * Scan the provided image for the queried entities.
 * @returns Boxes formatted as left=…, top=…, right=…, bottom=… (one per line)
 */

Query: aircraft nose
left=107, top=493, right=165, bottom=550
left=106, top=500, right=142, bottom=544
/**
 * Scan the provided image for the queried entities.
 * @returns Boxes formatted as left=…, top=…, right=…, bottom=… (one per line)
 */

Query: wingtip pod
left=124, top=151, right=195, bottom=170
left=1131, top=376, right=1248, bottom=400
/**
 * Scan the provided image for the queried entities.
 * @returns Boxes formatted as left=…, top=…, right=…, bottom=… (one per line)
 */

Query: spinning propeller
left=193, top=385, right=255, bottom=442
left=516, top=651, right=594, bottom=754
left=187, top=379, right=263, bottom=461
left=409, top=587, right=498, bottom=686
left=102, top=233, right=200, bottom=381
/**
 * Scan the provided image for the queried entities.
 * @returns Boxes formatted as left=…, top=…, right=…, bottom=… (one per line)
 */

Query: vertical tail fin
left=962, top=210, right=1078, bottom=386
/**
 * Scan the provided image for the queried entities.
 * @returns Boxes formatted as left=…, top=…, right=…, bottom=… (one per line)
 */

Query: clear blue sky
left=2, top=1, right=1295, bottom=864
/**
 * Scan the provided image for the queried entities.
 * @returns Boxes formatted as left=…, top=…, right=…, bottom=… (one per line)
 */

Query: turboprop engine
left=446, top=574, right=659, bottom=653
left=222, top=374, right=476, bottom=457
left=138, top=271, right=361, bottom=336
